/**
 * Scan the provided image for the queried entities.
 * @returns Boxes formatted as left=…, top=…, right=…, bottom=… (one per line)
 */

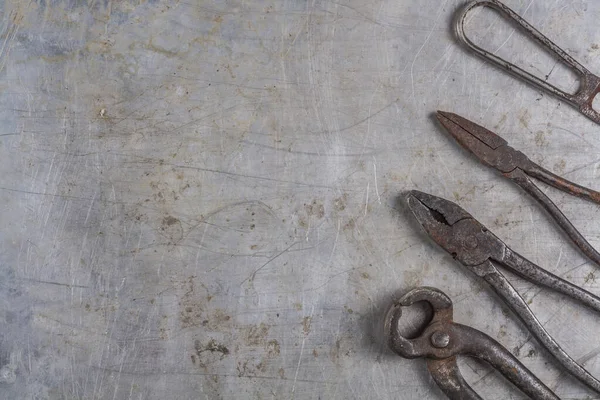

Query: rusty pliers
left=436, top=111, right=600, bottom=268
left=406, top=190, right=600, bottom=394
left=386, top=286, right=558, bottom=400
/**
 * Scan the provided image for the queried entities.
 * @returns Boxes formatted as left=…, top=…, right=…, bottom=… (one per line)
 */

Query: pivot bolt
left=430, top=331, right=450, bottom=348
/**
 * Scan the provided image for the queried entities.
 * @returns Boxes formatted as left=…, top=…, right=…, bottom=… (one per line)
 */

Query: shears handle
left=455, top=0, right=600, bottom=125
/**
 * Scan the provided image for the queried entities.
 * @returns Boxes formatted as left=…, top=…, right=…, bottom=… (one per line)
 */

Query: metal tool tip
left=407, top=190, right=428, bottom=202
left=406, top=190, right=421, bottom=202
left=435, top=112, right=457, bottom=131
left=406, top=190, right=431, bottom=211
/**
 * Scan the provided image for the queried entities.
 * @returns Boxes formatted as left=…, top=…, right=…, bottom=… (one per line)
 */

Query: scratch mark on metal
left=373, top=158, right=381, bottom=204
left=241, top=242, right=298, bottom=284
left=410, top=0, right=447, bottom=102
left=364, top=182, right=369, bottom=216
left=292, top=305, right=313, bottom=397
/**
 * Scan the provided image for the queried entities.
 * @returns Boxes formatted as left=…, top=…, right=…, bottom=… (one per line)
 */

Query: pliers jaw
left=406, top=191, right=505, bottom=267
left=386, top=287, right=470, bottom=374
left=406, top=190, right=472, bottom=229
left=385, top=286, right=453, bottom=359
left=436, top=111, right=530, bottom=174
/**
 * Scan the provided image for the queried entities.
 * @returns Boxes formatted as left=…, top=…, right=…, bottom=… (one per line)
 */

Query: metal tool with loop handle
left=455, top=0, right=600, bottom=124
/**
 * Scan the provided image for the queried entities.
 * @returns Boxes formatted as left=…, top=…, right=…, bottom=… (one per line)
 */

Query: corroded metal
left=406, top=190, right=600, bottom=394
left=436, top=111, right=600, bottom=268
left=385, top=286, right=559, bottom=400
left=455, top=0, right=600, bottom=125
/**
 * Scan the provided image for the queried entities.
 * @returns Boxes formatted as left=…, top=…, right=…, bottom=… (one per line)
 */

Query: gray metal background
left=1, top=0, right=600, bottom=399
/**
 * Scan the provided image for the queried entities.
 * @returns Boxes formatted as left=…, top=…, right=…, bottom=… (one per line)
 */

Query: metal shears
left=406, top=190, right=600, bottom=394
left=456, top=0, right=600, bottom=125
left=436, top=110, right=600, bottom=268
left=386, top=286, right=558, bottom=400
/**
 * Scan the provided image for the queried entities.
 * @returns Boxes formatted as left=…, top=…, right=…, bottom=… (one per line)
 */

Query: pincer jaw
left=406, top=190, right=473, bottom=227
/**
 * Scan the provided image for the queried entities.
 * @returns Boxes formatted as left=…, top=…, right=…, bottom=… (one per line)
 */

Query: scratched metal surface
left=2, top=0, right=600, bottom=399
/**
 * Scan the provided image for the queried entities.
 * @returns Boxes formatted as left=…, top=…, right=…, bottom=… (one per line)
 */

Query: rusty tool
left=455, top=0, right=600, bottom=125
left=436, top=111, right=600, bottom=268
left=385, top=286, right=558, bottom=400
left=406, top=190, right=600, bottom=394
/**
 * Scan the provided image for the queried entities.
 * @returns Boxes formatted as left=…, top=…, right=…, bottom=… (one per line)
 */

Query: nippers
left=386, top=286, right=558, bottom=400
left=406, top=190, right=600, bottom=394
left=436, top=111, right=600, bottom=267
